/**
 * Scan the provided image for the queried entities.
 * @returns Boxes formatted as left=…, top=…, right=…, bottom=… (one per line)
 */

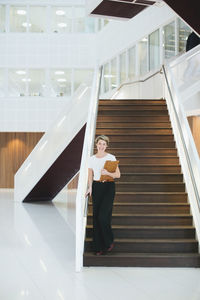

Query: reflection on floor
left=0, top=188, right=200, bottom=300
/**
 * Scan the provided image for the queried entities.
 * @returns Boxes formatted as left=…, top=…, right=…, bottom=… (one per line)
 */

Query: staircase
left=83, top=99, right=200, bottom=267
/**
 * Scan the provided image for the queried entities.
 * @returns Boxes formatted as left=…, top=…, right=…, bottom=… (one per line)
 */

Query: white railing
left=163, top=45, right=200, bottom=244
left=14, top=84, right=91, bottom=202
left=75, top=67, right=102, bottom=272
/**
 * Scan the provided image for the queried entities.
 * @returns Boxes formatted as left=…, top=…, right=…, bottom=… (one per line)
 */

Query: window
left=29, top=7, right=46, bottom=33
left=74, top=7, right=85, bottom=33
left=74, top=69, right=93, bottom=93
left=149, top=29, right=160, bottom=71
left=103, top=63, right=110, bottom=93
left=119, top=51, right=126, bottom=84
left=28, top=69, right=45, bottom=96
left=139, top=37, right=148, bottom=76
left=128, top=46, right=136, bottom=80
left=164, top=21, right=175, bottom=59
left=0, top=5, right=5, bottom=32
left=178, top=19, right=192, bottom=53
left=8, top=69, right=27, bottom=96
left=10, top=6, right=27, bottom=32
left=51, top=6, right=72, bottom=33
left=50, top=69, right=72, bottom=97
left=0, top=69, right=5, bottom=96
left=111, top=58, right=117, bottom=90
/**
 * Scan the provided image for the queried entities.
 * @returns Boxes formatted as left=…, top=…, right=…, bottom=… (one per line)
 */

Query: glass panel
left=85, top=17, right=95, bottom=33
left=51, top=6, right=72, bottom=33
left=164, top=21, right=175, bottom=59
left=149, top=29, right=160, bottom=71
left=28, top=69, right=45, bottom=96
left=10, top=6, right=27, bottom=32
left=0, top=5, right=5, bottom=32
left=128, top=46, right=136, bottom=80
left=120, top=51, right=126, bottom=84
left=178, top=19, right=192, bottom=53
left=74, top=69, right=93, bottom=92
left=103, top=63, right=109, bottom=93
left=74, top=7, right=85, bottom=33
left=8, top=69, right=27, bottom=96
left=111, top=58, right=117, bottom=90
left=50, top=69, right=71, bottom=97
left=139, top=37, right=148, bottom=76
left=0, top=69, right=5, bottom=96
left=29, top=7, right=46, bottom=33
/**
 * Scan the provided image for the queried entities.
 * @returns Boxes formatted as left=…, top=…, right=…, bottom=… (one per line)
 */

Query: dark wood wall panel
left=0, top=132, right=44, bottom=188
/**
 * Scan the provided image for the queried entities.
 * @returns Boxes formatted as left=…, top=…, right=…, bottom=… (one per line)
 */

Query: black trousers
left=92, top=181, right=115, bottom=252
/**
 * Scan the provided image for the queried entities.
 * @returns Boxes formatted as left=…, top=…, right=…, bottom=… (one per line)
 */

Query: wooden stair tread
left=87, top=225, right=195, bottom=229
left=116, top=191, right=187, bottom=194
left=87, top=213, right=191, bottom=217
left=89, top=203, right=189, bottom=206
left=85, top=237, right=197, bottom=243
left=84, top=252, right=200, bottom=258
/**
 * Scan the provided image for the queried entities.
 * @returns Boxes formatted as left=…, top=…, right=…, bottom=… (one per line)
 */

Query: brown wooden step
left=98, top=110, right=169, bottom=116
left=98, top=105, right=168, bottom=111
left=116, top=157, right=179, bottom=164
left=97, top=115, right=170, bottom=122
left=119, top=164, right=181, bottom=173
left=96, top=122, right=172, bottom=128
left=107, top=148, right=177, bottom=156
left=85, top=238, right=198, bottom=253
left=99, top=99, right=166, bottom=105
left=87, top=214, right=193, bottom=226
left=83, top=253, right=200, bottom=267
left=120, top=173, right=183, bottom=182
left=88, top=203, right=190, bottom=214
left=114, top=192, right=188, bottom=203
left=115, top=182, right=185, bottom=192
left=96, top=128, right=173, bottom=135
left=101, top=135, right=174, bottom=142
left=109, top=141, right=176, bottom=148
left=86, top=225, right=195, bottom=239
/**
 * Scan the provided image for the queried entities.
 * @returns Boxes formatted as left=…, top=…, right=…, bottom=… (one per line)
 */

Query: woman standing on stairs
left=86, top=135, right=121, bottom=255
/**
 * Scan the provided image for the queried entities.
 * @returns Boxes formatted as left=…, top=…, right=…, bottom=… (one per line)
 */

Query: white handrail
left=75, top=66, right=102, bottom=272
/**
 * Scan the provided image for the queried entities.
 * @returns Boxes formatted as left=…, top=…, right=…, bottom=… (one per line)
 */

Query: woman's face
left=96, top=139, right=107, bottom=152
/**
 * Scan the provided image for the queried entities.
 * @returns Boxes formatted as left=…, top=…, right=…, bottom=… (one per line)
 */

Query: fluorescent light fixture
left=16, top=70, right=26, bottom=75
left=57, top=290, right=65, bottom=300
left=57, top=23, right=67, bottom=28
left=22, top=78, right=31, bottom=82
left=78, top=87, right=89, bottom=99
left=55, top=71, right=65, bottom=75
left=24, top=162, right=31, bottom=171
left=141, top=37, right=148, bottom=42
left=17, top=9, right=26, bottom=15
left=104, top=74, right=114, bottom=78
left=40, top=259, right=47, bottom=273
left=22, top=22, right=32, bottom=28
left=40, top=140, right=48, bottom=151
left=24, top=234, right=32, bottom=247
left=57, top=115, right=66, bottom=128
left=57, top=78, right=66, bottom=82
left=56, top=10, right=65, bottom=16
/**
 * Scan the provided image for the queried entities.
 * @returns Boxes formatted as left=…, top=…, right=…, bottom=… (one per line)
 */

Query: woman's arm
left=86, top=168, right=94, bottom=196
left=101, top=166, right=121, bottom=179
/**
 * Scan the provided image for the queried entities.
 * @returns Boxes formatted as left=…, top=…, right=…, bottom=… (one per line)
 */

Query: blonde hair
left=95, top=135, right=109, bottom=146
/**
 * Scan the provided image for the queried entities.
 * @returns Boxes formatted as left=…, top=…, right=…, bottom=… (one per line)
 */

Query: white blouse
left=88, top=153, right=116, bottom=181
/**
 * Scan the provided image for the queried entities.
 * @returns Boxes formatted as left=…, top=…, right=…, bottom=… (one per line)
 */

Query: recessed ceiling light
left=55, top=71, right=65, bottom=75
left=56, top=10, right=65, bottom=16
left=57, top=23, right=67, bottom=28
left=22, top=22, right=32, bottom=28
left=17, top=9, right=27, bottom=15
left=16, top=70, right=26, bottom=75
left=57, top=78, right=66, bottom=82
left=22, top=78, right=31, bottom=82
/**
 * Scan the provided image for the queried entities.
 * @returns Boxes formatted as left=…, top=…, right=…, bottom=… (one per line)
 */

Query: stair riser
left=120, top=174, right=183, bottom=182
left=88, top=205, right=190, bottom=214
left=86, top=228, right=195, bottom=239
left=105, top=149, right=177, bottom=156
left=96, top=129, right=173, bottom=135
left=114, top=193, right=188, bottom=203
left=87, top=216, right=193, bottom=226
left=83, top=256, right=200, bottom=267
left=99, top=100, right=166, bottom=105
left=97, top=116, right=170, bottom=122
left=99, top=105, right=167, bottom=111
left=109, top=142, right=176, bottom=148
left=98, top=111, right=169, bottom=116
left=85, top=241, right=198, bottom=253
left=116, top=184, right=185, bottom=192
left=97, top=122, right=172, bottom=128
left=96, top=135, right=174, bottom=142
left=119, top=165, right=181, bottom=173
left=117, top=158, right=179, bottom=164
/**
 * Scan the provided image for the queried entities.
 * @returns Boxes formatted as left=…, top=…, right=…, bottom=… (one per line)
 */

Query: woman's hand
left=101, top=168, right=110, bottom=176
left=85, top=186, right=92, bottom=197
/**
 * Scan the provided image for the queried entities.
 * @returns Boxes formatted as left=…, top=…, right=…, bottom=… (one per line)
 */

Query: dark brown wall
left=0, top=132, right=43, bottom=188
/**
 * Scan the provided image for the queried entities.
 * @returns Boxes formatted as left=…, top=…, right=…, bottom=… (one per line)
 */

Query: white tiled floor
left=1, top=189, right=200, bottom=300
